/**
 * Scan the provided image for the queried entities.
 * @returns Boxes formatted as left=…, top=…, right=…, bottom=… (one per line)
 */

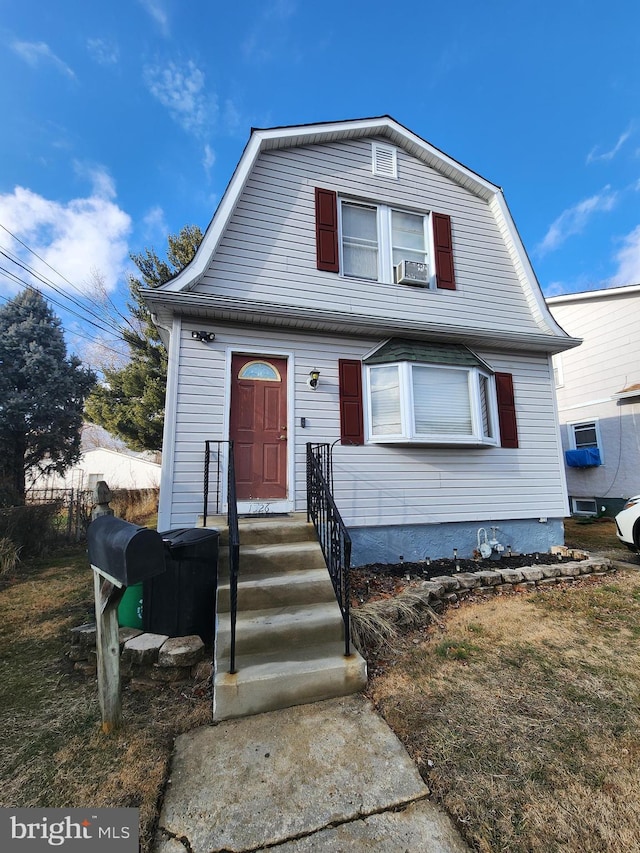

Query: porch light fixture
left=308, top=368, right=320, bottom=390
left=191, top=330, right=215, bottom=343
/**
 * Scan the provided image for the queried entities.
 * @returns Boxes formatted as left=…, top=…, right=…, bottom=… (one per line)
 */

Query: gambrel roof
left=143, top=116, right=580, bottom=354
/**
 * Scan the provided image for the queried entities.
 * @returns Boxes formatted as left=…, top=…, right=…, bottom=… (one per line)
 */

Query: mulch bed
left=350, top=552, right=576, bottom=605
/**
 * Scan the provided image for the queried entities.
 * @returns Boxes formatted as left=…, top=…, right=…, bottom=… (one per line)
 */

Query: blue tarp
left=565, top=448, right=602, bottom=468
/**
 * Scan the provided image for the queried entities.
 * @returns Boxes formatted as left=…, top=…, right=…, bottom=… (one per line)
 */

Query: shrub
left=108, top=488, right=159, bottom=526
left=0, top=537, right=20, bottom=574
left=0, top=503, right=65, bottom=558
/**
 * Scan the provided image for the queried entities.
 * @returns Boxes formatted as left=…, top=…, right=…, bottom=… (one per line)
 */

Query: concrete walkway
left=154, top=694, right=469, bottom=853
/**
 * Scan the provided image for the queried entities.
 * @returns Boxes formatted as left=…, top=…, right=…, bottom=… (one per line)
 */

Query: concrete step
left=217, top=567, right=336, bottom=613
left=216, top=602, right=345, bottom=660
left=213, top=642, right=368, bottom=721
left=198, top=513, right=314, bottom=547
left=218, top=540, right=326, bottom=576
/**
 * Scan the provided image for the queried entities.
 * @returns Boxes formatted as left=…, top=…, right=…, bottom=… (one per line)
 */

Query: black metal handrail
left=226, top=441, right=240, bottom=674
left=203, top=440, right=240, bottom=674
left=306, top=442, right=352, bottom=657
left=203, top=439, right=225, bottom=526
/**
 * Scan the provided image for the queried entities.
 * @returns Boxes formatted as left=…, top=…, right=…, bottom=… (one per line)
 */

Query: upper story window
left=569, top=420, right=600, bottom=451
left=341, top=201, right=430, bottom=285
left=314, top=188, right=456, bottom=290
left=565, top=419, right=603, bottom=467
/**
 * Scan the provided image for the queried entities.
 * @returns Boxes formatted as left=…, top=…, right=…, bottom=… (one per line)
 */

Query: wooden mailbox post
left=87, top=484, right=166, bottom=734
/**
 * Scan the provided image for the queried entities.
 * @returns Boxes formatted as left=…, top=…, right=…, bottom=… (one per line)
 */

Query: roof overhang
left=142, top=288, right=582, bottom=355
left=547, top=284, right=640, bottom=306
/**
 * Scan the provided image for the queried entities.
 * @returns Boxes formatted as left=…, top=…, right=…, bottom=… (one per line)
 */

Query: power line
left=0, top=219, right=138, bottom=337
left=0, top=282, right=126, bottom=357
left=0, top=245, right=124, bottom=336
left=0, top=265, right=131, bottom=353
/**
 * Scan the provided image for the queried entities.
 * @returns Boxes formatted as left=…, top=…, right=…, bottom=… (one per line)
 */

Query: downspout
left=155, top=315, right=182, bottom=531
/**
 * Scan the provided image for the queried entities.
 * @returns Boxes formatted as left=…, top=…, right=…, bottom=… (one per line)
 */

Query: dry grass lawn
left=367, top=566, right=640, bottom=852
left=0, top=547, right=210, bottom=853
left=1, top=514, right=637, bottom=853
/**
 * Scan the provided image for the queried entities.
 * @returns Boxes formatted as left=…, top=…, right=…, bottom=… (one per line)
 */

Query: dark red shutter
left=339, top=359, right=364, bottom=445
left=496, top=372, right=518, bottom=448
left=433, top=212, right=456, bottom=290
left=315, top=188, right=339, bottom=272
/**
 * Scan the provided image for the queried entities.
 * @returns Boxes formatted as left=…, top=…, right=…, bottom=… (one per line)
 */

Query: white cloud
left=141, top=205, right=169, bottom=242
left=222, top=99, right=241, bottom=133
left=0, top=170, right=131, bottom=297
left=536, top=187, right=618, bottom=256
left=202, top=144, right=215, bottom=178
left=11, top=40, right=76, bottom=79
left=610, top=225, right=640, bottom=287
left=144, top=60, right=217, bottom=137
left=86, top=38, right=119, bottom=66
left=138, top=0, right=170, bottom=36
left=242, top=0, right=298, bottom=63
left=587, top=127, right=632, bottom=164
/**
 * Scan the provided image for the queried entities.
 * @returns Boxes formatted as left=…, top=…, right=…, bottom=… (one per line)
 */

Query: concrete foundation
left=349, top=517, right=565, bottom=565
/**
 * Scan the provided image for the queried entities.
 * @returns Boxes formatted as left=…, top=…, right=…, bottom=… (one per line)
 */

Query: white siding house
left=548, top=285, right=640, bottom=516
left=33, top=447, right=161, bottom=492
left=29, top=426, right=161, bottom=492
left=143, top=117, right=579, bottom=563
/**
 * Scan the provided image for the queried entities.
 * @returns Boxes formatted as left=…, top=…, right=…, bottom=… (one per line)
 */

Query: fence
left=25, top=488, right=94, bottom=542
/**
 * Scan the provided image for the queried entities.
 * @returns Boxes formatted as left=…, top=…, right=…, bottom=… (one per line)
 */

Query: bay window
left=366, top=361, right=498, bottom=445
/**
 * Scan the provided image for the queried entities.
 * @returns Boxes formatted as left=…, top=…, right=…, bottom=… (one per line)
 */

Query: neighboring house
left=548, top=285, right=640, bottom=516
left=30, top=425, right=161, bottom=492
left=143, top=116, right=579, bottom=563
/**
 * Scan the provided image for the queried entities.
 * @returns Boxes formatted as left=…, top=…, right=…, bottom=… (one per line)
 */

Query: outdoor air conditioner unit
left=395, top=260, right=429, bottom=286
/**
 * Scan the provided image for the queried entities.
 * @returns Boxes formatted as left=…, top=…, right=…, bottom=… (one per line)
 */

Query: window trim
left=338, top=198, right=435, bottom=288
left=364, top=360, right=499, bottom=446
left=552, top=353, right=564, bottom=388
left=567, top=419, right=603, bottom=463
left=570, top=497, right=598, bottom=516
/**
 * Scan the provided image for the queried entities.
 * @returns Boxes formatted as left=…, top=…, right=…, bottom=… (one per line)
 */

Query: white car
left=615, top=496, right=640, bottom=551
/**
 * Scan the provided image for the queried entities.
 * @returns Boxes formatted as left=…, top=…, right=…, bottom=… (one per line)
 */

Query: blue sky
left=1, top=0, right=639, bottom=361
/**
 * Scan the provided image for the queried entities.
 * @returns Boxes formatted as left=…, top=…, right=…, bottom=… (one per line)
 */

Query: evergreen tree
left=85, top=225, right=203, bottom=452
left=0, top=288, right=96, bottom=505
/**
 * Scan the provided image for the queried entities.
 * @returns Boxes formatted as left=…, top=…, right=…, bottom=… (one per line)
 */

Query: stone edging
left=419, top=555, right=614, bottom=609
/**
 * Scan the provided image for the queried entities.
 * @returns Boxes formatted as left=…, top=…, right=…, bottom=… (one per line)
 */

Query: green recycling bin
left=117, top=582, right=144, bottom=629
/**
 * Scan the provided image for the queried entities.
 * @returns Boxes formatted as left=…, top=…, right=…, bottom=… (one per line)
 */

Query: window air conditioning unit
left=395, top=260, right=429, bottom=286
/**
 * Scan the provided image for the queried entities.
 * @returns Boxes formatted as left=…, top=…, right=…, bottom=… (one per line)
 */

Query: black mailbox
left=87, top=515, right=166, bottom=586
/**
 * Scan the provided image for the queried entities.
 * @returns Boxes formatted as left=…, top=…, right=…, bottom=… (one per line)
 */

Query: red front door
left=229, top=355, right=288, bottom=501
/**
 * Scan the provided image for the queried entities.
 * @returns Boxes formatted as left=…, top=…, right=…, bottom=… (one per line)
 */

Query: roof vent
left=372, top=143, right=397, bottom=178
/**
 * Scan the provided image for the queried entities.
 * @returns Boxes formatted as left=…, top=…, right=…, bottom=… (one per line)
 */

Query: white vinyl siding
left=549, top=289, right=640, bottom=501
left=194, top=138, right=543, bottom=339
left=162, top=327, right=568, bottom=529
